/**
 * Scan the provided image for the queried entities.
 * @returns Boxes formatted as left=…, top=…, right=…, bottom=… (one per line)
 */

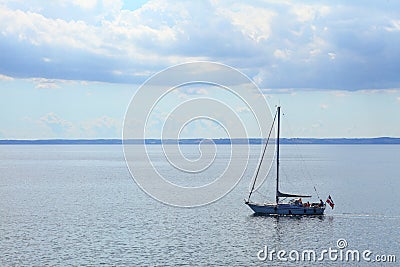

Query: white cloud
left=37, top=113, right=121, bottom=138
left=311, top=121, right=323, bottom=129
left=332, top=91, right=348, bottom=97
left=185, top=88, right=209, bottom=95
left=359, top=89, right=400, bottom=94
left=236, top=106, right=250, bottom=113
left=0, top=1, right=399, bottom=90
left=40, top=112, right=73, bottom=135
left=81, top=116, right=121, bottom=138
left=328, top=52, right=336, bottom=60
left=385, top=20, right=400, bottom=32
left=72, top=0, right=98, bottom=10
left=33, top=78, right=61, bottom=89
left=0, top=6, right=101, bottom=51
left=274, top=49, right=291, bottom=60
left=35, top=83, right=59, bottom=89
left=291, top=5, right=330, bottom=23
left=320, top=103, right=329, bottom=109
left=179, top=118, right=227, bottom=139
left=0, top=74, right=14, bottom=81
left=216, top=3, right=275, bottom=42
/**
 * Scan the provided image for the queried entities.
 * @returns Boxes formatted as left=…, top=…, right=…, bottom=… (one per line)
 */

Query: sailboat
left=245, top=106, right=326, bottom=215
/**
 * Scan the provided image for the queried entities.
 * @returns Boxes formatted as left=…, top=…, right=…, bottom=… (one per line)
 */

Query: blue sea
left=0, top=145, right=399, bottom=266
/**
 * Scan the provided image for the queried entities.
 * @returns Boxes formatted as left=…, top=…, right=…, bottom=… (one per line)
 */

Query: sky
left=0, top=0, right=399, bottom=139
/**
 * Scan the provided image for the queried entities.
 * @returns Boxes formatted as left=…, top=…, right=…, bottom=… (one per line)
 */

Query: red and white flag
left=326, top=195, right=335, bottom=209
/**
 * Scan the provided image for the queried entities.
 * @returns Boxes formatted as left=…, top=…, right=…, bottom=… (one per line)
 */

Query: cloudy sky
left=0, top=0, right=399, bottom=139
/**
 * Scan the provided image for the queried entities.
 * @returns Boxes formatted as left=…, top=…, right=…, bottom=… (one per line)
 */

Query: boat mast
left=276, top=106, right=281, bottom=204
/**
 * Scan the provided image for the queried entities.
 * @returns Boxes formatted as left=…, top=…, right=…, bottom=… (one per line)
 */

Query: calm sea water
left=0, top=145, right=399, bottom=266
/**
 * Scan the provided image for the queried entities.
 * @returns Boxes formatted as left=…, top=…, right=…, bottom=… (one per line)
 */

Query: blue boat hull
left=246, top=202, right=325, bottom=215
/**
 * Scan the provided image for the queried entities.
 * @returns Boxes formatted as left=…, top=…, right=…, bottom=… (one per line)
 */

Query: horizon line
left=1, top=137, right=399, bottom=145
left=0, top=136, right=399, bottom=140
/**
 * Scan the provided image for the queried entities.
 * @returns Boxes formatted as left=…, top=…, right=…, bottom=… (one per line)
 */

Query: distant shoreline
left=0, top=137, right=399, bottom=145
